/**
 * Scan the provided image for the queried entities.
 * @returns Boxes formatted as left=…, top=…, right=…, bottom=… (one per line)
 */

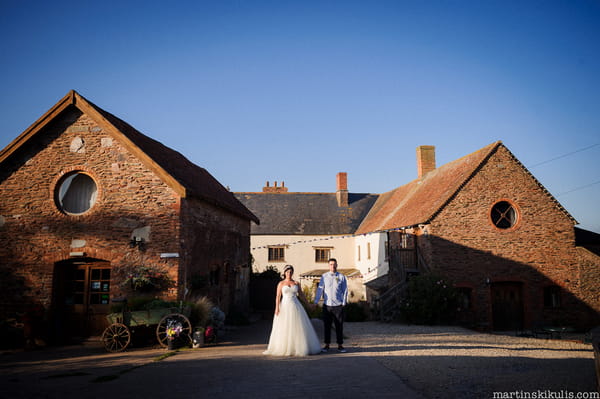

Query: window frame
left=543, top=285, right=562, bottom=308
left=268, top=246, right=285, bottom=262
left=490, top=200, right=520, bottom=230
left=314, top=247, right=332, bottom=263
left=54, top=170, right=99, bottom=216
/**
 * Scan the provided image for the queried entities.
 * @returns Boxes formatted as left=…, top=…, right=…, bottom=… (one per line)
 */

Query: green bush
left=188, top=295, right=213, bottom=327
left=345, top=302, right=368, bottom=322
left=400, top=274, right=459, bottom=325
left=251, top=265, right=281, bottom=280
left=303, top=303, right=322, bottom=319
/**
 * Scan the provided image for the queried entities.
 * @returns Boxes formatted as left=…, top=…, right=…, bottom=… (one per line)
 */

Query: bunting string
left=250, top=227, right=412, bottom=251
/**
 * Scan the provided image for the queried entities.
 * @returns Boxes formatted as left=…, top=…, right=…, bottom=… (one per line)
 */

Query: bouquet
left=166, top=321, right=183, bottom=341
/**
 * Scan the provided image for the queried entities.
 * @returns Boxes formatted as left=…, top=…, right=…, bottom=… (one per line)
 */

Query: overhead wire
left=527, top=143, right=599, bottom=196
left=528, top=143, right=599, bottom=168
left=555, top=180, right=600, bottom=197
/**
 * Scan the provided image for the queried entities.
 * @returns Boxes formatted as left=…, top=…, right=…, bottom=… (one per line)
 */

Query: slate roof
left=234, top=192, right=378, bottom=235
left=0, top=90, right=258, bottom=224
left=575, top=227, right=600, bottom=256
left=356, top=141, right=576, bottom=234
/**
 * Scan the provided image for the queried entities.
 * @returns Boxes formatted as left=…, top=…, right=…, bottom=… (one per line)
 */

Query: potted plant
left=166, top=321, right=183, bottom=350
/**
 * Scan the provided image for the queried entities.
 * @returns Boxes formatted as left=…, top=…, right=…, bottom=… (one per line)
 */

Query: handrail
left=417, top=251, right=431, bottom=273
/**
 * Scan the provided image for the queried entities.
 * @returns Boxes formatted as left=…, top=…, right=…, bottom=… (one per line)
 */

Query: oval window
left=56, top=172, right=98, bottom=214
left=490, top=201, right=518, bottom=229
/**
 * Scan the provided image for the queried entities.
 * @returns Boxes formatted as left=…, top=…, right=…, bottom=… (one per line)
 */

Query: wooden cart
left=101, top=299, right=192, bottom=352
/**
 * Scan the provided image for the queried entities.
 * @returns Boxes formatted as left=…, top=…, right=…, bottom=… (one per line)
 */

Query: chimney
left=336, top=172, right=348, bottom=207
left=262, top=180, right=288, bottom=193
left=416, top=145, right=436, bottom=178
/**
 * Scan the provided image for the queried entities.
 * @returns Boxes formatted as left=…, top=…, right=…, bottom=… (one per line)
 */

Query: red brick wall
left=180, top=197, right=252, bottom=313
left=577, top=247, right=600, bottom=326
left=1, top=108, right=246, bottom=324
left=423, top=145, right=599, bottom=329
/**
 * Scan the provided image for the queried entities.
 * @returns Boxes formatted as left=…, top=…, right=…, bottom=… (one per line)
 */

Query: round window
left=55, top=172, right=98, bottom=214
left=490, top=201, right=518, bottom=229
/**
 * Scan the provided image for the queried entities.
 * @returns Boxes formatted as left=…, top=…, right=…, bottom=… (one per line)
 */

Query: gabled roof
left=0, top=90, right=258, bottom=223
left=356, top=141, right=576, bottom=234
left=575, top=227, right=600, bottom=256
left=234, top=192, right=378, bottom=235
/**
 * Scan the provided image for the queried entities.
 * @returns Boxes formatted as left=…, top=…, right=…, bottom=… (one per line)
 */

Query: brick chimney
left=262, top=181, right=288, bottom=193
left=336, top=172, right=348, bottom=207
left=416, top=145, right=436, bottom=178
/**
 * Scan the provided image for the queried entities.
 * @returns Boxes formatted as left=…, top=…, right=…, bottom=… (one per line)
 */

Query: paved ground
left=0, top=320, right=421, bottom=399
left=0, top=320, right=596, bottom=399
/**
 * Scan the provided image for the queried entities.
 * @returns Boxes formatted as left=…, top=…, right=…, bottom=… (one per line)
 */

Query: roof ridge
left=355, top=141, right=503, bottom=233
left=0, top=90, right=259, bottom=224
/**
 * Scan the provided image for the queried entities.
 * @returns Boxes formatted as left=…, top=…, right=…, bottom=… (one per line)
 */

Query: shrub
left=303, top=303, right=322, bottom=319
left=345, top=302, right=368, bottom=322
left=400, top=274, right=459, bottom=325
left=188, top=295, right=214, bottom=327
left=118, top=265, right=175, bottom=293
left=251, top=265, right=281, bottom=280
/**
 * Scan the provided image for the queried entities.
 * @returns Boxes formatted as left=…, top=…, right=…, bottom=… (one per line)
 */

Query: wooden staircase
left=375, top=280, right=409, bottom=322
left=374, top=247, right=432, bottom=322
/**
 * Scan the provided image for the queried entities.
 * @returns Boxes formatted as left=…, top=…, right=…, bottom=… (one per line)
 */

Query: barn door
left=56, top=259, right=111, bottom=338
left=491, top=282, right=524, bottom=331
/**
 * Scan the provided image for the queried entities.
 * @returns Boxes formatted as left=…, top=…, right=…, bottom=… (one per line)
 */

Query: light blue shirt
left=314, top=271, right=348, bottom=306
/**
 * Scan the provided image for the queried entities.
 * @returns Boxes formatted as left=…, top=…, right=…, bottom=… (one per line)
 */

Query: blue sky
left=1, top=0, right=599, bottom=232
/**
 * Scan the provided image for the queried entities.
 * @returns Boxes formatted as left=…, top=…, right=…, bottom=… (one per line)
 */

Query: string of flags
left=250, top=226, right=414, bottom=251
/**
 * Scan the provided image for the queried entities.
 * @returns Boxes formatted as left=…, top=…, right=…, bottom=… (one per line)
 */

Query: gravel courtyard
left=343, top=322, right=597, bottom=398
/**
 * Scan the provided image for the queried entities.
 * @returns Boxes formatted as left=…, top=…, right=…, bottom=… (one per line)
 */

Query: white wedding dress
left=263, top=284, right=321, bottom=356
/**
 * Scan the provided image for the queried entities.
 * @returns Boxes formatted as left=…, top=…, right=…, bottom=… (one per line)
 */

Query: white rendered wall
left=355, top=232, right=389, bottom=283
left=250, top=234, right=356, bottom=277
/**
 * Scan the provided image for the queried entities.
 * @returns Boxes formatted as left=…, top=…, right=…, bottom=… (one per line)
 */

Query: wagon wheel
left=156, top=313, right=192, bottom=348
left=102, top=323, right=131, bottom=352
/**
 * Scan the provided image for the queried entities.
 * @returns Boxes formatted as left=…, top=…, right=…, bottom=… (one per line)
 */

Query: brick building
left=0, top=91, right=258, bottom=339
left=357, top=142, right=600, bottom=330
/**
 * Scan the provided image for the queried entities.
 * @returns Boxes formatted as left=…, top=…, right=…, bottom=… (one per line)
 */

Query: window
left=315, top=248, right=331, bottom=263
left=384, top=241, right=389, bottom=261
left=457, top=287, right=472, bottom=310
left=544, top=286, right=561, bottom=308
left=268, top=247, right=285, bottom=262
left=357, top=245, right=361, bottom=261
left=367, top=243, right=371, bottom=260
left=89, top=268, right=111, bottom=305
left=491, top=201, right=518, bottom=229
left=55, top=172, right=98, bottom=215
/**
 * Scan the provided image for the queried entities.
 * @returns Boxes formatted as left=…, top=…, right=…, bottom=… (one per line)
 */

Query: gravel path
left=343, top=322, right=596, bottom=398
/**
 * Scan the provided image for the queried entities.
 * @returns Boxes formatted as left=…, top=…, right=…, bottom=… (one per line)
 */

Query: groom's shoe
left=321, top=345, right=330, bottom=353
left=337, top=345, right=347, bottom=353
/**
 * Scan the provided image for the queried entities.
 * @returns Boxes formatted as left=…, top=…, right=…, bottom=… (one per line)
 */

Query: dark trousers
left=322, top=305, right=344, bottom=345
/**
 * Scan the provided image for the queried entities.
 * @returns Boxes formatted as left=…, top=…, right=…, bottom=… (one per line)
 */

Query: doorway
left=54, top=258, right=112, bottom=338
left=491, top=282, right=524, bottom=331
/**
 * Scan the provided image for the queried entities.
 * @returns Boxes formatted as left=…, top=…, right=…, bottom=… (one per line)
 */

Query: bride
left=263, top=265, right=321, bottom=356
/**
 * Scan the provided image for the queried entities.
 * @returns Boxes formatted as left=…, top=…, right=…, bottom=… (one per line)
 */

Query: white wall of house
left=250, top=234, right=356, bottom=277
left=250, top=233, right=388, bottom=303
left=355, top=232, right=389, bottom=283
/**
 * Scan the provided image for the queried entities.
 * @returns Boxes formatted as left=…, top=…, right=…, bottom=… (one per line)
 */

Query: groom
left=314, top=258, right=348, bottom=353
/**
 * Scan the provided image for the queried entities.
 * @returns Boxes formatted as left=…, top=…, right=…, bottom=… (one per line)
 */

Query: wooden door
left=491, top=282, right=524, bottom=331
left=59, top=260, right=111, bottom=337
